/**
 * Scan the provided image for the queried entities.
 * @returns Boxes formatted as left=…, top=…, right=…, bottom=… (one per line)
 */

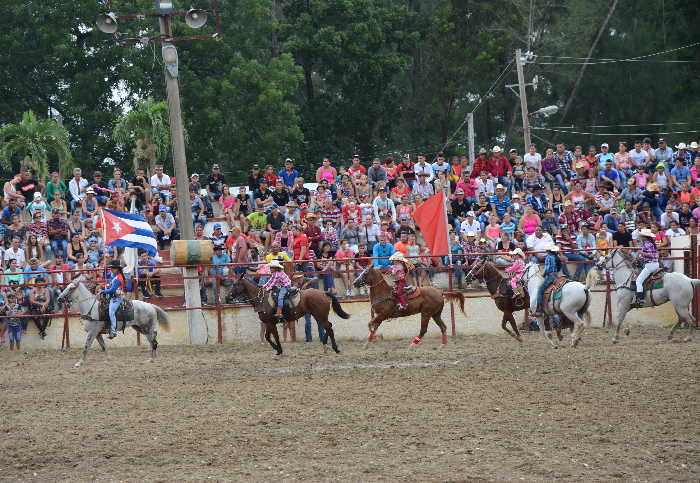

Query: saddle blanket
left=98, top=297, right=135, bottom=323
left=542, top=276, right=570, bottom=308
left=630, top=269, right=665, bottom=291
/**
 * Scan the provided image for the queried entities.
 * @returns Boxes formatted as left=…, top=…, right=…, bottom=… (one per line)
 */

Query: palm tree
left=0, top=110, right=72, bottom=180
left=113, top=98, right=171, bottom=175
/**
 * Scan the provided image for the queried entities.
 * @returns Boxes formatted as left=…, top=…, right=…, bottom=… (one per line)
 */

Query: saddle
left=266, top=287, right=301, bottom=320
left=630, top=268, right=666, bottom=291
left=541, top=276, right=571, bottom=309
left=392, top=285, right=421, bottom=300
left=98, top=295, right=135, bottom=325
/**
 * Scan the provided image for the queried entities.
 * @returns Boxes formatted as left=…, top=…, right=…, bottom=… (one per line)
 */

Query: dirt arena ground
left=0, top=326, right=698, bottom=481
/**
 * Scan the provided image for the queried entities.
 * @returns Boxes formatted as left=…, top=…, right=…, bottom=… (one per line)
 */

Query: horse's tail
left=578, top=287, right=591, bottom=320
left=154, top=305, right=171, bottom=332
left=443, top=292, right=465, bottom=315
left=585, top=267, right=599, bottom=290
left=325, top=291, right=351, bottom=319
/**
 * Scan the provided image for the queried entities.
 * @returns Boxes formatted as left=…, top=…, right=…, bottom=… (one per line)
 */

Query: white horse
left=523, top=262, right=592, bottom=348
left=57, top=277, right=170, bottom=368
left=595, top=248, right=698, bottom=344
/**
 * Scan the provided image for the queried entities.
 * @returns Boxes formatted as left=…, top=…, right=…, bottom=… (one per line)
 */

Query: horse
left=522, top=262, right=592, bottom=348
left=352, top=265, right=465, bottom=347
left=594, top=248, right=699, bottom=344
left=228, top=275, right=350, bottom=356
left=463, top=257, right=528, bottom=342
left=57, top=277, right=171, bottom=368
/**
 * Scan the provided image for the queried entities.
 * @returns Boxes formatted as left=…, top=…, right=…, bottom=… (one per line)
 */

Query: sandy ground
left=0, top=326, right=698, bottom=482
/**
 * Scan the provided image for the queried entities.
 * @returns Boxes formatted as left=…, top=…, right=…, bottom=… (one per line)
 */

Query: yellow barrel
left=169, top=240, right=214, bottom=265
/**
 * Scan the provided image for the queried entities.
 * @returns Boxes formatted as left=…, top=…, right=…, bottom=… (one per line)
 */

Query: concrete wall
left=17, top=290, right=680, bottom=350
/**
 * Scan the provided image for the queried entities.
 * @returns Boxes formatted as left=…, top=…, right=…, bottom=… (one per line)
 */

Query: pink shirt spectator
left=633, top=172, right=649, bottom=188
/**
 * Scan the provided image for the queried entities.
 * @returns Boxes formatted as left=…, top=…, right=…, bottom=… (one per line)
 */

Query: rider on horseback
left=634, top=228, right=659, bottom=307
left=534, top=243, right=561, bottom=315
left=389, top=252, right=414, bottom=310
left=505, top=248, right=527, bottom=302
left=100, top=260, right=125, bottom=339
left=262, top=259, right=291, bottom=320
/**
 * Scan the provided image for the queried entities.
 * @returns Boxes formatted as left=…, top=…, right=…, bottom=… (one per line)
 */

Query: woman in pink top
left=220, top=185, right=237, bottom=225
left=316, top=158, right=337, bottom=185
left=484, top=215, right=502, bottom=249
left=518, top=204, right=541, bottom=235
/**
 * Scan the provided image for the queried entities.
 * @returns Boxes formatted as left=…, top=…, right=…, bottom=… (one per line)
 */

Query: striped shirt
left=641, top=240, right=658, bottom=262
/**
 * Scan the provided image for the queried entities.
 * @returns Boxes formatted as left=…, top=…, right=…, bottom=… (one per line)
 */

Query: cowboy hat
left=639, top=228, right=655, bottom=238
left=108, top=260, right=122, bottom=269
left=268, top=260, right=284, bottom=270
left=675, top=142, right=687, bottom=150
left=646, top=183, right=659, bottom=192
left=492, top=146, right=502, bottom=153
left=690, top=141, right=699, bottom=149
left=544, top=243, right=560, bottom=252
left=389, top=252, right=408, bottom=263
left=509, top=248, right=525, bottom=258
left=478, top=148, right=487, bottom=155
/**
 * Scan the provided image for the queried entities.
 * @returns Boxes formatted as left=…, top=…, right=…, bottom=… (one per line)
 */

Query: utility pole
left=96, top=1, right=223, bottom=344
left=467, top=112, right=475, bottom=164
left=515, top=48, right=531, bottom=154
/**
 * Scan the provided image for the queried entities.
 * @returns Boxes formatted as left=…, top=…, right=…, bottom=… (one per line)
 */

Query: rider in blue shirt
left=100, top=260, right=125, bottom=339
left=535, top=244, right=562, bottom=315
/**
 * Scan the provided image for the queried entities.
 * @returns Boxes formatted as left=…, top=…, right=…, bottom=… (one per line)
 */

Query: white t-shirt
left=665, top=228, right=686, bottom=237
left=4, top=247, right=26, bottom=268
left=629, top=149, right=649, bottom=167
left=523, top=152, right=542, bottom=171
left=150, top=173, right=172, bottom=189
left=460, top=219, right=481, bottom=234
left=525, top=233, right=553, bottom=251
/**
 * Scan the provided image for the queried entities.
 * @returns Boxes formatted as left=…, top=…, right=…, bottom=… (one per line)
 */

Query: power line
left=535, top=41, right=700, bottom=65
left=535, top=60, right=698, bottom=65
left=531, top=126, right=700, bottom=136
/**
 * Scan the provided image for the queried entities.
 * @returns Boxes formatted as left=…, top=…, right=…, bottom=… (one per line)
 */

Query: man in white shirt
left=431, top=152, right=450, bottom=177
left=459, top=211, right=481, bottom=235
left=150, top=165, right=173, bottom=201
left=412, top=172, right=434, bottom=199
left=665, top=220, right=686, bottom=237
left=525, top=226, right=554, bottom=262
left=413, top=154, right=434, bottom=183
left=659, top=206, right=679, bottom=229
left=523, top=144, right=542, bottom=172
left=475, top=171, right=496, bottom=196
left=372, top=189, right=396, bottom=224
left=4, top=237, right=26, bottom=268
left=68, top=168, right=89, bottom=211
left=629, top=140, right=650, bottom=168
left=359, top=216, right=380, bottom=250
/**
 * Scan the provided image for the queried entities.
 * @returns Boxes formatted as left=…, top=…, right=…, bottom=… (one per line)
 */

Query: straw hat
left=389, top=252, right=408, bottom=263
left=492, top=146, right=502, bottom=153
left=646, top=183, right=659, bottom=192
left=509, top=248, right=525, bottom=258
left=268, top=259, right=284, bottom=270
left=675, top=142, right=687, bottom=150
left=639, top=228, right=655, bottom=238
left=690, top=141, right=699, bottom=149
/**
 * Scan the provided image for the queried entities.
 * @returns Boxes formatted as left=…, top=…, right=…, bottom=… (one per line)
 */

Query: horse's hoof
left=612, top=338, right=619, bottom=345
left=682, top=336, right=692, bottom=343
left=323, top=345, right=329, bottom=354
left=624, top=328, right=630, bottom=336
left=515, top=335, right=523, bottom=343
left=334, top=349, right=341, bottom=354
left=73, top=362, right=82, bottom=368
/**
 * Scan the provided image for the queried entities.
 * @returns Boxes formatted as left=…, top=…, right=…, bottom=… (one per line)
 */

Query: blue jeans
left=303, top=278, right=326, bottom=342
left=320, top=273, right=335, bottom=291
left=564, top=252, right=592, bottom=279
left=108, top=296, right=122, bottom=332
left=536, top=273, right=559, bottom=310
left=547, top=172, right=568, bottom=194
left=51, top=238, right=68, bottom=258
left=275, top=286, right=288, bottom=307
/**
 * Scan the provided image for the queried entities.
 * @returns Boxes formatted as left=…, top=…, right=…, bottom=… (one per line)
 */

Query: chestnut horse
left=228, top=275, right=350, bottom=356
left=353, top=266, right=465, bottom=347
left=463, top=257, right=527, bottom=342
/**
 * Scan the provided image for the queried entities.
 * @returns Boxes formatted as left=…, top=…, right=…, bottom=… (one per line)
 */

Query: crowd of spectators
left=2, top=137, right=700, bottom=345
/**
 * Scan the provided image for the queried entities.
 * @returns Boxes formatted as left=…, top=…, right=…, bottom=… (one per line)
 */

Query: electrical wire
left=534, top=41, right=700, bottom=65
left=548, top=122, right=695, bottom=129
left=531, top=126, right=700, bottom=136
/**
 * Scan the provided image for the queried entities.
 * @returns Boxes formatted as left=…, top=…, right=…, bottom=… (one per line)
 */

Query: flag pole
left=442, top=184, right=452, bottom=266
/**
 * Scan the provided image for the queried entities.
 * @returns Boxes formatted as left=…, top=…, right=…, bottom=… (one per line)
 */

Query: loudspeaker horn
left=96, top=12, right=118, bottom=34
left=184, top=9, right=208, bottom=29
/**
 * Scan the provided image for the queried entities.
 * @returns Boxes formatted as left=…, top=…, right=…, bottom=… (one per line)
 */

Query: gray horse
left=595, top=248, right=699, bottom=344
left=57, top=277, right=170, bottom=368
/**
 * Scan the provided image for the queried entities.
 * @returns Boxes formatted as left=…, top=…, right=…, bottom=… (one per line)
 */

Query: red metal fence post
left=61, top=302, right=70, bottom=351
left=215, top=273, right=223, bottom=344
left=448, top=263, right=456, bottom=337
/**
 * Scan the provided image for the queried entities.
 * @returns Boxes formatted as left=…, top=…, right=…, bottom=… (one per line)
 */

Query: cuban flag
left=101, top=208, right=158, bottom=256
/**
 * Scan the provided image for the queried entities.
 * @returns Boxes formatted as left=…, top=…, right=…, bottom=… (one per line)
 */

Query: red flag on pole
left=412, top=190, right=449, bottom=256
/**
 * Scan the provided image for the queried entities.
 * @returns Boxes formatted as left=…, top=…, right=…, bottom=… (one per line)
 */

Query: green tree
left=113, top=98, right=171, bottom=175
left=0, top=110, right=72, bottom=180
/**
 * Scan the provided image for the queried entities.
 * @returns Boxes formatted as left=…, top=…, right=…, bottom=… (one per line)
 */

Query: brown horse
left=352, top=266, right=465, bottom=347
left=228, top=275, right=350, bottom=355
left=463, top=257, right=527, bottom=342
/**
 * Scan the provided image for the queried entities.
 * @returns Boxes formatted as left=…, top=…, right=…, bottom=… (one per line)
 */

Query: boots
left=139, top=282, right=152, bottom=298
left=152, top=279, right=163, bottom=297
left=634, top=292, right=645, bottom=307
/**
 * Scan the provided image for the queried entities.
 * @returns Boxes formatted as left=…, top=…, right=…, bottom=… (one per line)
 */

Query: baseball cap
left=658, top=138, right=667, bottom=143
left=466, top=211, right=475, bottom=217
left=191, top=173, right=199, bottom=178
left=159, top=205, right=168, bottom=212
left=213, top=223, right=222, bottom=229
left=601, top=143, right=609, bottom=148
left=212, top=164, right=220, bottom=169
